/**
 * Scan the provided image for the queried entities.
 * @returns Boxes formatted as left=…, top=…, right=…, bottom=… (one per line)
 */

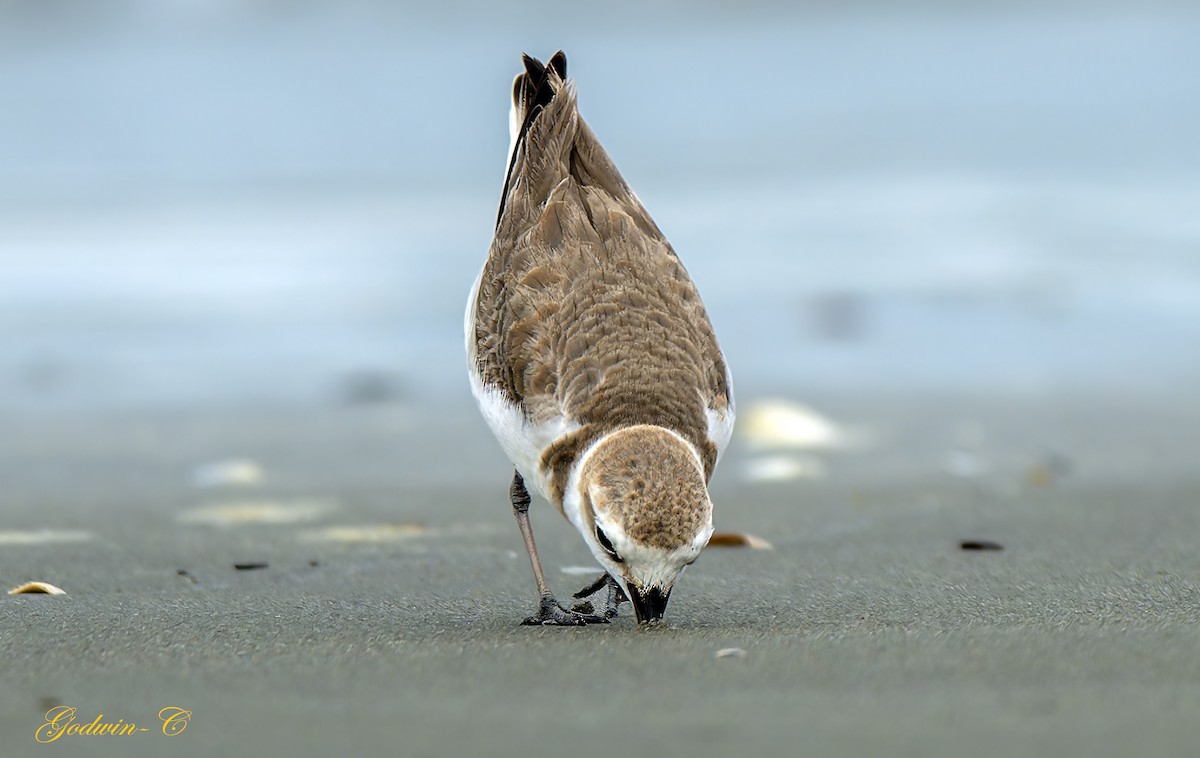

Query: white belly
left=465, top=266, right=576, bottom=501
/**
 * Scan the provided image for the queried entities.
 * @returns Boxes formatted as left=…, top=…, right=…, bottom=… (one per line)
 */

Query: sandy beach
left=2, top=391, right=1198, bottom=758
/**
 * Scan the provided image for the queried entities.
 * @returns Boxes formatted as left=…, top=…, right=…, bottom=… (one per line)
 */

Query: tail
left=496, top=50, right=572, bottom=229
left=508, top=51, right=566, bottom=160
left=493, top=50, right=650, bottom=240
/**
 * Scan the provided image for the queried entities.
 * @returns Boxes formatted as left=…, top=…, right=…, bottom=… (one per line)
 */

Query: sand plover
left=466, top=51, right=734, bottom=625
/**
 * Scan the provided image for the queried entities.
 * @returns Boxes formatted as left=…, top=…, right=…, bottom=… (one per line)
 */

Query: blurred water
left=1, top=1, right=1198, bottom=411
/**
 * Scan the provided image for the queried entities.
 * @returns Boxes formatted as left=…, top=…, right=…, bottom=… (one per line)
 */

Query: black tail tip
left=518, top=50, right=567, bottom=112
left=548, top=50, right=567, bottom=79
left=521, top=52, right=546, bottom=83
left=521, top=50, right=567, bottom=82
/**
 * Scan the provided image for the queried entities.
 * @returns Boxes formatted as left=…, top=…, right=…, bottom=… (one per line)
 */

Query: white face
left=583, top=500, right=713, bottom=596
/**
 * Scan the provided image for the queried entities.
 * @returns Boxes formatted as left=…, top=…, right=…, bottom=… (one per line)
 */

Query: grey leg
left=509, top=471, right=607, bottom=626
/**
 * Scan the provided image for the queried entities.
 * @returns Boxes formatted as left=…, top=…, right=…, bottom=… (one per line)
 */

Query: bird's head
left=569, top=425, right=713, bottom=624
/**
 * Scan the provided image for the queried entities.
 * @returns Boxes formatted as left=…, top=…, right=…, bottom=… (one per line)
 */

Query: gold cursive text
left=35, top=705, right=191, bottom=743
left=35, top=707, right=146, bottom=743
left=159, top=706, right=192, bottom=735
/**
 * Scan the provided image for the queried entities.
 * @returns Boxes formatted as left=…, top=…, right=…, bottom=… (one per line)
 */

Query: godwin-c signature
left=35, top=706, right=191, bottom=743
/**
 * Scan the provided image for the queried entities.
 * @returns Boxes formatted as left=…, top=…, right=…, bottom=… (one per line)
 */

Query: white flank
left=706, top=405, right=736, bottom=462
left=705, top=358, right=736, bottom=463
left=465, top=264, right=578, bottom=501
left=506, top=74, right=522, bottom=171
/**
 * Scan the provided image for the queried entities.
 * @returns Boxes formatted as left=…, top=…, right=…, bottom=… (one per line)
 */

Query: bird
left=465, top=50, right=734, bottom=625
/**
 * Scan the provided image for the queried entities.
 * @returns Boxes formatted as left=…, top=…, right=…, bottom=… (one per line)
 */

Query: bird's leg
left=571, top=573, right=628, bottom=619
left=509, top=471, right=607, bottom=626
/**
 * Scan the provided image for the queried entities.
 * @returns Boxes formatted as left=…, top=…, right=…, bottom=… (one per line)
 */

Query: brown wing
left=471, top=60, right=731, bottom=495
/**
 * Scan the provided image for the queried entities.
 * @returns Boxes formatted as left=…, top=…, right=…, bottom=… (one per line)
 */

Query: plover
left=466, top=51, right=734, bottom=625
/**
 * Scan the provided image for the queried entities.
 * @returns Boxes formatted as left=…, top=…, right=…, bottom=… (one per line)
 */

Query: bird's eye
left=595, top=526, right=623, bottom=563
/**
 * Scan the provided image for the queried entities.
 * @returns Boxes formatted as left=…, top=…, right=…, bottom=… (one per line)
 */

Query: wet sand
left=2, top=392, right=1198, bottom=757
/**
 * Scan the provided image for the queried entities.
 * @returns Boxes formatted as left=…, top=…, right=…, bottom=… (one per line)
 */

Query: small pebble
left=960, top=540, right=1004, bottom=551
left=560, top=565, right=603, bottom=575
left=181, top=499, right=334, bottom=526
left=715, top=647, right=747, bottom=659
left=340, top=370, right=405, bottom=405
left=7, top=581, right=67, bottom=595
left=298, top=524, right=426, bottom=543
left=707, top=532, right=773, bottom=550
left=191, top=459, right=263, bottom=487
left=743, top=454, right=824, bottom=483
left=739, top=400, right=847, bottom=450
left=944, top=449, right=985, bottom=478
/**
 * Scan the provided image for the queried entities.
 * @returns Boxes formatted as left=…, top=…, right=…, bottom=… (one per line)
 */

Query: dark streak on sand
left=959, top=540, right=1004, bottom=551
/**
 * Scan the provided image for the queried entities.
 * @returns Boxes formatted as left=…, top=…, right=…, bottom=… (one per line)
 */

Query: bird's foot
left=522, top=594, right=609, bottom=626
left=571, top=573, right=628, bottom=620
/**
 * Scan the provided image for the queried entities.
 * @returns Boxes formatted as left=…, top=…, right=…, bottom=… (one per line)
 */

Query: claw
left=521, top=594, right=609, bottom=626
left=571, top=573, right=612, bottom=600
left=570, top=573, right=628, bottom=620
